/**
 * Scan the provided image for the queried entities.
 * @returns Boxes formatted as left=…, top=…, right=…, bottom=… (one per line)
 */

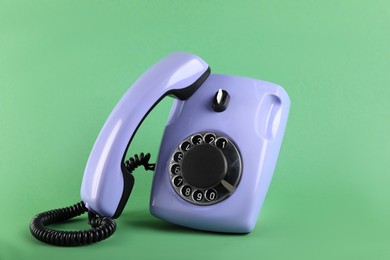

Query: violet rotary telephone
left=30, top=52, right=290, bottom=246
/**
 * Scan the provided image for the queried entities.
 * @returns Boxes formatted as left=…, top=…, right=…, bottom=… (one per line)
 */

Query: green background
left=1, top=0, right=389, bottom=259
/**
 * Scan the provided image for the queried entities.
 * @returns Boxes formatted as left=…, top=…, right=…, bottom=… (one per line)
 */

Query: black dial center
left=181, top=144, right=227, bottom=188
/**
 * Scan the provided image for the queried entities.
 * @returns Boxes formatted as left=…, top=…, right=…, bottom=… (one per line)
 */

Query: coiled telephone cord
left=29, top=153, right=155, bottom=246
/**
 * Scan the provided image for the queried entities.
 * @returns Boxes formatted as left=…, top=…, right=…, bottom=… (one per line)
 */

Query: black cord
left=29, top=153, right=155, bottom=246
left=29, top=201, right=116, bottom=246
left=124, top=152, right=156, bottom=172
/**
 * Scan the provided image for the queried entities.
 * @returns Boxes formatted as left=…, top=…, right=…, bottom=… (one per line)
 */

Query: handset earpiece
left=80, top=52, right=210, bottom=218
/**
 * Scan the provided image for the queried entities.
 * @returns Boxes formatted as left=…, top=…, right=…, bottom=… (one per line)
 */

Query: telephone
left=30, top=52, right=290, bottom=246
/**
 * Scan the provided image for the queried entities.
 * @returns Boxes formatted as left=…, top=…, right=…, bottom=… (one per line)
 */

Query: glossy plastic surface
left=80, top=52, right=209, bottom=217
left=150, top=74, right=290, bottom=233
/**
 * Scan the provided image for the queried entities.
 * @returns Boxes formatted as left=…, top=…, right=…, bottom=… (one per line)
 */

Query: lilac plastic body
left=80, top=51, right=290, bottom=233
left=80, top=52, right=209, bottom=217
left=150, top=74, right=290, bottom=233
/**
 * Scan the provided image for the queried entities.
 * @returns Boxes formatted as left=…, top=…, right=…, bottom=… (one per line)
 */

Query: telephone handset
left=81, top=52, right=210, bottom=219
left=30, top=52, right=290, bottom=246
